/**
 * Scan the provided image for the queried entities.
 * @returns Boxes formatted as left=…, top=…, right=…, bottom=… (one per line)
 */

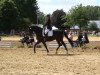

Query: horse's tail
left=64, top=31, right=73, bottom=48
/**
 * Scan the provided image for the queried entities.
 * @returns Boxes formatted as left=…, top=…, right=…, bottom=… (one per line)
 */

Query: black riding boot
left=44, top=34, right=48, bottom=42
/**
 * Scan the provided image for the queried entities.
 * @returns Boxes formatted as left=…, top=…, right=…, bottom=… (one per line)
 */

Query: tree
left=0, top=0, right=38, bottom=33
left=63, top=13, right=74, bottom=28
left=85, top=6, right=100, bottom=20
left=37, top=11, right=45, bottom=24
left=88, top=22, right=99, bottom=30
left=0, top=0, right=19, bottom=33
left=70, top=4, right=89, bottom=30
left=51, top=9, right=66, bottom=29
left=13, top=0, right=38, bottom=24
left=64, top=4, right=100, bottom=30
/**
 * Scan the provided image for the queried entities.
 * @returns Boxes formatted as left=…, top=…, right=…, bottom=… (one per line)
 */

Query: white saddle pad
left=42, top=26, right=57, bottom=37
left=48, top=30, right=53, bottom=36
left=52, top=26, right=58, bottom=30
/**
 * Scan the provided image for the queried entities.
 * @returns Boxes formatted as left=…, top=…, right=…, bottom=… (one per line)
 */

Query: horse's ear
left=29, top=25, right=32, bottom=27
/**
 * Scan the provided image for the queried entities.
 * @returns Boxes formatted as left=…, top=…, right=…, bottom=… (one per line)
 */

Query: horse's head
left=29, top=25, right=42, bottom=36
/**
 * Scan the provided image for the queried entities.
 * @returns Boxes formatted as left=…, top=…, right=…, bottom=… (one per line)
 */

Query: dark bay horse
left=29, top=25, right=70, bottom=54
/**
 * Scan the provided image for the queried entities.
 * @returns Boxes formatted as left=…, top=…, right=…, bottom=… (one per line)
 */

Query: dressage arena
left=0, top=36, right=100, bottom=75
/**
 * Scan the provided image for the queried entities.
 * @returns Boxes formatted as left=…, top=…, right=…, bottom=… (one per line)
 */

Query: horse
left=29, top=25, right=72, bottom=54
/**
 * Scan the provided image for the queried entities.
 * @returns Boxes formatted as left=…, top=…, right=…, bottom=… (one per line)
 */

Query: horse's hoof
left=47, top=51, right=49, bottom=53
left=47, top=52, right=49, bottom=54
left=66, top=52, right=68, bottom=55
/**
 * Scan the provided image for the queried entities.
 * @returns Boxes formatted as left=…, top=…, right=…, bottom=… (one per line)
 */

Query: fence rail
left=47, top=41, right=71, bottom=48
left=0, top=42, right=12, bottom=48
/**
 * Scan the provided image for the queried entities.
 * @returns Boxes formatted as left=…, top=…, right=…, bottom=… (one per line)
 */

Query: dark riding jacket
left=44, top=18, right=52, bottom=30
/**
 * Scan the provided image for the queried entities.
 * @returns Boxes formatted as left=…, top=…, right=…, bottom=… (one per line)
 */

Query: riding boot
left=43, top=35, right=46, bottom=42
left=44, top=34, right=48, bottom=42
left=44, top=36, right=47, bottom=42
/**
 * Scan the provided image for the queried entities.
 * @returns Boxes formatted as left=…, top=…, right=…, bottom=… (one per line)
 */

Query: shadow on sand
left=47, top=53, right=80, bottom=56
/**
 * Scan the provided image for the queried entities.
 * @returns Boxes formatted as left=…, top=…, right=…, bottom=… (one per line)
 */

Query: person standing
left=83, top=31, right=89, bottom=44
left=77, top=31, right=83, bottom=47
left=67, top=31, right=74, bottom=47
left=68, top=31, right=73, bottom=41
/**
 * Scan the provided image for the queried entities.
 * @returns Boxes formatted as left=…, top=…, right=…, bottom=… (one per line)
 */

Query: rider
left=43, top=14, right=52, bottom=37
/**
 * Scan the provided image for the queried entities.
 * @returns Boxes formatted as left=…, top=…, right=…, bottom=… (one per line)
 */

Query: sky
left=37, top=0, right=100, bottom=14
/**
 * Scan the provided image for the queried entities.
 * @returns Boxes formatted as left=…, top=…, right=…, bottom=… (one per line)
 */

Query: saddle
left=42, top=26, right=58, bottom=37
left=43, top=27, right=53, bottom=37
left=47, top=30, right=53, bottom=37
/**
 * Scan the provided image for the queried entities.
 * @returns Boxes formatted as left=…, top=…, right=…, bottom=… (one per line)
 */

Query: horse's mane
left=36, top=25, right=43, bottom=29
left=35, top=26, right=43, bottom=31
left=31, top=24, right=43, bottom=28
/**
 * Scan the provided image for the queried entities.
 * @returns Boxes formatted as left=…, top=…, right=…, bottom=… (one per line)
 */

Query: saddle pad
left=48, top=30, right=53, bottom=36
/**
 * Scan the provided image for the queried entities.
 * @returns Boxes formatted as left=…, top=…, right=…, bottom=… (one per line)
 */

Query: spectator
left=68, top=31, right=73, bottom=41
left=77, top=31, right=83, bottom=46
left=67, top=31, right=74, bottom=47
left=83, top=31, right=89, bottom=44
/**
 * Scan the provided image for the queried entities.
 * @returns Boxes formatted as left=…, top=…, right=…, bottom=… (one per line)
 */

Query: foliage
left=18, top=18, right=31, bottom=31
left=85, top=6, right=100, bottom=20
left=88, top=22, right=99, bottom=30
left=0, top=0, right=19, bottom=33
left=64, top=4, right=100, bottom=30
left=1, top=1, right=100, bottom=33
left=0, top=0, right=38, bottom=33
left=13, top=0, right=38, bottom=23
left=37, top=11, right=45, bottom=25
left=63, top=13, right=74, bottom=28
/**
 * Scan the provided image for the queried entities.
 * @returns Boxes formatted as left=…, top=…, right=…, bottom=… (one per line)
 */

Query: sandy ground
left=0, top=36, right=100, bottom=75
left=0, top=47, right=100, bottom=75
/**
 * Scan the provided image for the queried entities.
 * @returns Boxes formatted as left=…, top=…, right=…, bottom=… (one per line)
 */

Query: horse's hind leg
left=61, top=41, right=68, bottom=54
left=42, top=41, right=49, bottom=53
left=34, top=41, right=40, bottom=53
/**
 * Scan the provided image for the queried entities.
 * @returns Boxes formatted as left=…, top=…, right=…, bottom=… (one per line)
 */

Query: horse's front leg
left=56, top=41, right=62, bottom=54
left=34, top=41, right=40, bottom=53
left=42, top=41, right=49, bottom=54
